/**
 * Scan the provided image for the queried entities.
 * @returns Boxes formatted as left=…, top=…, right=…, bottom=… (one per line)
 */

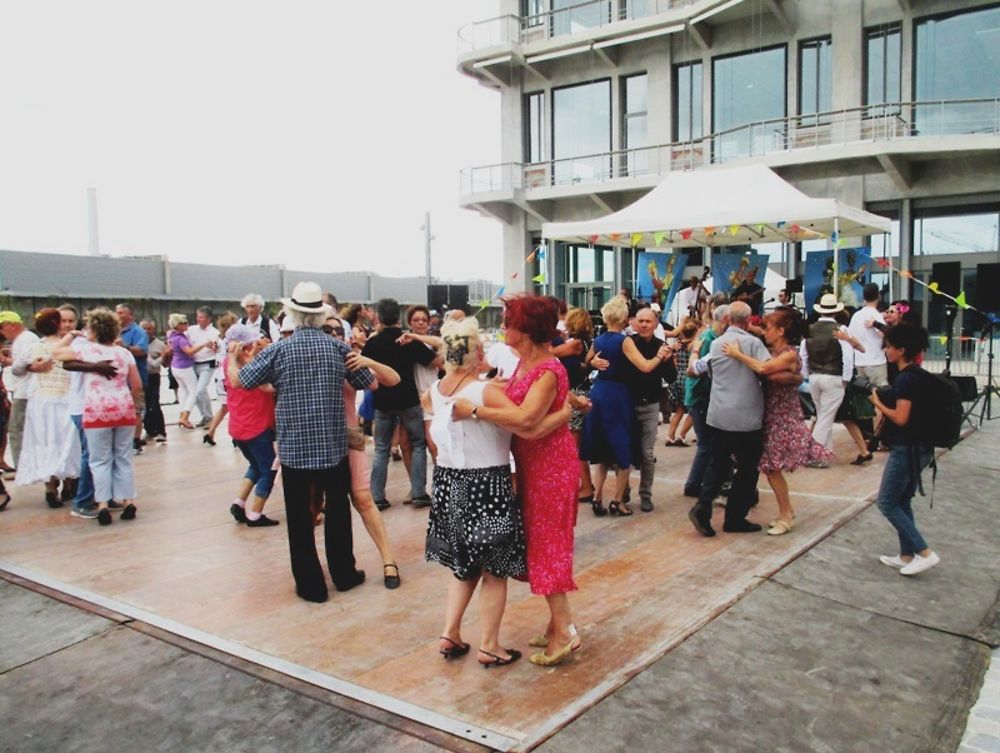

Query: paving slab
left=0, top=579, right=116, bottom=673
left=537, top=580, right=990, bottom=753
left=0, top=619, right=445, bottom=753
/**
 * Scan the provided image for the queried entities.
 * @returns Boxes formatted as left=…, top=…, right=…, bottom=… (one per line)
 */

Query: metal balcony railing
left=458, top=0, right=695, bottom=55
left=459, top=98, right=1000, bottom=196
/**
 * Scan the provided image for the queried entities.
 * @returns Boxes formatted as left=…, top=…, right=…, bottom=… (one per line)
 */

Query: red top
left=223, top=355, right=276, bottom=441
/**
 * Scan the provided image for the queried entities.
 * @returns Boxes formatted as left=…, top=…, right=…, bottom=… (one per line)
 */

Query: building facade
left=457, top=0, right=1000, bottom=336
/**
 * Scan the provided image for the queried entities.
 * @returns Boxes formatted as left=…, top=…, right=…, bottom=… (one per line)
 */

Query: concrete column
left=831, top=0, right=862, bottom=112
left=163, top=258, right=172, bottom=297
left=898, top=198, right=913, bottom=301
left=504, top=214, right=532, bottom=294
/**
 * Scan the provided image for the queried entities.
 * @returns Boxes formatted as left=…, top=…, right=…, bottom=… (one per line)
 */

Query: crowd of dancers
left=0, top=276, right=942, bottom=669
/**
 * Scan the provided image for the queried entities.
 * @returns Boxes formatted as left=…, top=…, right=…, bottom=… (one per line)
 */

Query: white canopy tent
left=540, top=164, right=892, bottom=304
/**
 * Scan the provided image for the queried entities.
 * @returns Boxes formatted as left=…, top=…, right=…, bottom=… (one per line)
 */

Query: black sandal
left=383, top=563, right=401, bottom=590
left=591, top=499, right=607, bottom=517
left=439, top=636, right=470, bottom=659
left=0, top=491, right=10, bottom=512
left=608, top=501, right=634, bottom=517
left=478, top=648, right=522, bottom=668
left=850, top=453, right=874, bottom=466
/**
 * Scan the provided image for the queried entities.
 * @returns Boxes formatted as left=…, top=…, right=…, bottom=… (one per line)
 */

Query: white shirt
left=676, top=287, right=699, bottom=319
left=8, top=330, right=41, bottom=399
left=848, top=306, right=886, bottom=367
left=486, top=342, right=520, bottom=379
left=429, top=380, right=511, bottom=469
left=242, top=314, right=280, bottom=343
left=187, top=324, right=220, bottom=364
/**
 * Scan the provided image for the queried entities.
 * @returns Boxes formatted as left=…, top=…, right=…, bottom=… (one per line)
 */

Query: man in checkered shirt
left=230, top=282, right=374, bottom=603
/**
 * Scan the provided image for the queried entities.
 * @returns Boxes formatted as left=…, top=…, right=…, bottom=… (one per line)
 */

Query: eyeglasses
left=321, top=325, right=345, bottom=336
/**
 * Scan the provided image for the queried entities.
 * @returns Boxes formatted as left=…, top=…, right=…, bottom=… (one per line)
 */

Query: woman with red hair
left=454, top=294, right=582, bottom=667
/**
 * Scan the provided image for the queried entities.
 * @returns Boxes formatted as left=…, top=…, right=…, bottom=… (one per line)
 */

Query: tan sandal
left=767, top=519, right=794, bottom=536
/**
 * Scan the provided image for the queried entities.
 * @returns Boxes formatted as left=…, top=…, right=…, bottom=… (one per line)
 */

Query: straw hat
left=281, top=281, right=331, bottom=314
left=814, top=293, right=845, bottom=315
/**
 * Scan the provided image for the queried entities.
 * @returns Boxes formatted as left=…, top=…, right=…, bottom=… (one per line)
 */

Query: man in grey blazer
left=688, top=301, right=770, bottom=536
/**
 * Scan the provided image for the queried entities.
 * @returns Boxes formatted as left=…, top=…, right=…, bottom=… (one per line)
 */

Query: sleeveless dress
left=16, top=339, right=80, bottom=485
left=759, top=347, right=836, bottom=473
left=580, top=331, right=634, bottom=469
left=507, top=359, right=578, bottom=596
left=425, top=379, right=526, bottom=581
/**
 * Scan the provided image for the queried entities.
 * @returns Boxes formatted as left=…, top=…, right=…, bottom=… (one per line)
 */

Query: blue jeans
left=371, top=405, right=426, bottom=502
left=684, top=403, right=713, bottom=496
left=236, top=429, right=277, bottom=500
left=876, top=444, right=933, bottom=556
left=71, top=414, right=95, bottom=510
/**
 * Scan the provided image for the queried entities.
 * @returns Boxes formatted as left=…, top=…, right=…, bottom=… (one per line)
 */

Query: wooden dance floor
left=0, top=420, right=884, bottom=751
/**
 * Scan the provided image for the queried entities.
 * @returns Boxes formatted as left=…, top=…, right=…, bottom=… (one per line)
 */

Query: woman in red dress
left=454, top=295, right=582, bottom=666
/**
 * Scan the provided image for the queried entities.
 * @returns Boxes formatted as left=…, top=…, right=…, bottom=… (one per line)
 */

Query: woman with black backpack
left=869, top=323, right=940, bottom=576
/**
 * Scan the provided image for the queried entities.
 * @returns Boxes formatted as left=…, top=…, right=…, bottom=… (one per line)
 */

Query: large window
left=550, top=0, right=610, bottom=37
left=524, top=92, right=546, bottom=163
left=915, top=211, right=1000, bottom=256
left=523, top=0, right=545, bottom=26
left=864, top=24, right=901, bottom=112
left=552, top=80, right=611, bottom=185
left=622, top=73, right=648, bottom=175
left=798, top=37, right=832, bottom=118
left=673, top=61, right=703, bottom=141
left=713, top=46, right=786, bottom=162
left=915, top=5, right=1000, bottom=135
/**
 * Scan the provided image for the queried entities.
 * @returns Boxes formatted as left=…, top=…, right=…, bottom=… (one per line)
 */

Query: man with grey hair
left=240, top=293, right=280, bottom=343
left=682, top=303, right=730, bottom=499
left=228, top=281, right=375, bottom=602
left=688, top=301, right=770, bottom=536
left=187, top=306, right=219, bottom=426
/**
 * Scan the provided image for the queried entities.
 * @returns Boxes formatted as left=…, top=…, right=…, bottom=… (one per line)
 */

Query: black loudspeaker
left=976, top=264, right=1000, bottom=313
left=427, top=284, right=448, bottom=313
left=948, top=375, right=979, bottom=402
left=931, top=261, right=961, bottom=298
left=786, top=276, right=803, bottom=293
left=448, top=285, right=470, bottom=312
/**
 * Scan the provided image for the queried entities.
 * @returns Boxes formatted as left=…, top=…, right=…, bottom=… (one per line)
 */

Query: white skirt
left=15, top=396, right=81, bottom=485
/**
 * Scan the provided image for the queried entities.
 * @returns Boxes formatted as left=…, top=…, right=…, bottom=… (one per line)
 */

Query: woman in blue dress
left=581, top=297, right=670, bottom=517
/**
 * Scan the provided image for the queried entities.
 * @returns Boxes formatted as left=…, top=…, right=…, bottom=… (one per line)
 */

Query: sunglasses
left=322, top=324, right=345, bottom=336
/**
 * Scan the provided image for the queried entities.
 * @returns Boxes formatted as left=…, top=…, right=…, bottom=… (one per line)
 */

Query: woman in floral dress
left=723, top=307, right=833, bottom=534
left=454, top=295, right=581, bottom=667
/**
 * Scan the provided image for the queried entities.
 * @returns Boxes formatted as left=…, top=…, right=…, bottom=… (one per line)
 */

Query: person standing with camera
left=869, top=324, right=940, bottom=576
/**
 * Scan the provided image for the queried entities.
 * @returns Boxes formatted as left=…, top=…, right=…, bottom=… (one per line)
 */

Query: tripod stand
left=974, top=318, right=1000, bottom=424
left=943, top=304, right=958, bottom=375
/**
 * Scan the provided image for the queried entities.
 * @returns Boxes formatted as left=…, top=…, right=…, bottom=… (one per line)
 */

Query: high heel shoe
left=0, top=491, right=10, bottom=512
left=203, top=435, right=216, bottom=446
left=478, top=648, right=522, bottom=668
left=591, top=499, right=607, bottom=517
left=608, top=500, right=633, bottom=516
left=439, top=636, right=470, bottom=659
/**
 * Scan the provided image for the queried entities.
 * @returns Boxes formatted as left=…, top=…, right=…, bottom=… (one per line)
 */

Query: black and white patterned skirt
left=425, top=465, right=527, bottom=581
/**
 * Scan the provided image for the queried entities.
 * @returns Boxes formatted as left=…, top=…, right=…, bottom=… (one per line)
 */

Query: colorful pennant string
left=680, top=229, right=693, bottom=240
left=532, top=273, right=545, bottom=283
left=928, top=282, right=940, bottom=293
left=654, top=231, right=666, bottom=247
left=631, top=232, right=644, bottom=247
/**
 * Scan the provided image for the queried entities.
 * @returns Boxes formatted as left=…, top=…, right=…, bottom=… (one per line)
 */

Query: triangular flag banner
left=899, top=270, right=913, bottom=279
left=837, top=237, right=848, bottom=247
left=608, top=233, right=622, bottom=242
left=532, top=274, right=545, bottom=283
left=755, top=224, right=765, bottom=234
left=928, top=282, right=940, bottom=293
left=831, top=231, right=839, bottom=243
left=704, top=226, right=716, bottom=236
left=680, top=229, right=693, bottom=240
left=495, top=285, right=505, bottom=298
left=938, top=336, right=947, bottom=345
left=776, top=221, right=787, bottom=228
left=478, top=300, right=490, bottom=308
left=588, top=234, right=599, bottom=245
left=654, top=231, right=666, bottom=247
left=631, top=232, right=644, bottom=247
left=876, top=257, right=890, bottom=268
left=525, top=250, right=537, bottom=264
left=538, top=247, right=546, bottom=260
left=789, top=224, right=801, bottom=234
left=728, top=225, right=740, bottom=236
left=955, top=291, right=968, bottom=309
left=511, top=271, right=519, bottom=279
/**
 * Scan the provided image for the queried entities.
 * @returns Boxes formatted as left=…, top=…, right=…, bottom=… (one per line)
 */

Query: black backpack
left=910, top=368, right=963, bottom=449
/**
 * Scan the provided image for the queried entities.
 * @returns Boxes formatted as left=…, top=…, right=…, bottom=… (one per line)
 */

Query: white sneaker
left=900, top=552, right=940, bottom=576
left=879, top=554, right=909, bottom=569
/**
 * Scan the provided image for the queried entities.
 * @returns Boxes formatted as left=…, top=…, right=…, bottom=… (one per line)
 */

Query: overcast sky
left=0, top=1, right=505, bottom=282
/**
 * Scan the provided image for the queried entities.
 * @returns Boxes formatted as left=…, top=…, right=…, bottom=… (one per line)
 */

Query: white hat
left=650, top=302, right=662, bottom=313
left=813, top=293, right=845, bottom=315
left=281, top=281, right=331, bottom=314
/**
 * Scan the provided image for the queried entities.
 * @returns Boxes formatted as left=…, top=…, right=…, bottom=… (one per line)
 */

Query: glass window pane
left=551, top=0, right=609, bottom=36
left=915, top=212, right=1000, bottom=256
left=553, top=80, right=611, bottom=185
left=602, top=249, right=616, bottom=281
left=799, top=38, right=832, bottom=117
left=626, top=74, right=647, bottom=114
left=713, top=46, right=786, bottom=161
left=915, top=6, right=1000, bottom=135
left=525, top=92, right=545, bottom=163
left=576, top=247, right=596, bottom=282
left=674, top=62, right=703, bottom=141
left=865, top=25, right=900, bottom=107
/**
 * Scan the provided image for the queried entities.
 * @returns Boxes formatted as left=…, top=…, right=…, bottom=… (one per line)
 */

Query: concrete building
left=457, top=0, right=1000, bottom=336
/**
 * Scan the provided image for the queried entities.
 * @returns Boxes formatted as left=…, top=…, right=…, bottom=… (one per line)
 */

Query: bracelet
left=471, top=406, right=480, bottom=422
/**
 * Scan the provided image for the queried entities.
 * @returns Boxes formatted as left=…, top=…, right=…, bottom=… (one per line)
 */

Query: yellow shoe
left=530, top=640, right=575, bottom=667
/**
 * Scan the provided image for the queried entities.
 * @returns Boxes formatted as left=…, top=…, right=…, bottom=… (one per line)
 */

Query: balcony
left=459, top=98, right=1000, bottom=210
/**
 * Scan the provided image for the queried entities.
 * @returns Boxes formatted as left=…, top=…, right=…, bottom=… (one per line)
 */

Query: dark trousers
left=693, top=426, right=763, bottom=526
left=143, top=373, right=166, bottom=437
left=280, top=458, right=356, bottom=601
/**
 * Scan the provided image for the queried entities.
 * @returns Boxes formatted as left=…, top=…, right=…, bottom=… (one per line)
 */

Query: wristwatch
left=471, top=406, right=480, bottom=422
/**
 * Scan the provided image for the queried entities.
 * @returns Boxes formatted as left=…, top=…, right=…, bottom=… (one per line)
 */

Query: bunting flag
left=654, top=231, right=666, bottom=247
left=525, top=250, right=537, bottom=264
left=608, top=233, right=622, bottom=242
left=776, top=221, right=787, bottom=229
left=588, top=234, right=599, bottom=245
left=876, top=257, right=890, bottom=268
left=755, top=224, right=765, bottom=234
left=495, top=285, right=506, bottom=298
left=898, top=270, right=913, bottom=279
left=928, top=282, right=940, bottom=293
left=837, top=237, right=849, bottom=247
left=511, top=271, right=519, bottom=279
left=631, top=232, right=644, bottom=247
left=831, top=230, right=839, bottom=244
left=537, top=247, right=545, bottom=260
left=955, top=291, right=969, bottom=309
left=728, top=225, right=740, bottom=236
left=938, top=336, right=947, bottom=345
left=532, top=273, right=545, bottom=283
left=478, top=299, right=490, bottom=308
left=680, top=229, right=693, bottom=240
left=704, top=226, right=716, bottom=236
left=789, top=224, right=801, bottom=235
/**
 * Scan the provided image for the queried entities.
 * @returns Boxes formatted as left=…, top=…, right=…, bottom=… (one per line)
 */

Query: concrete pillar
left=831, top=0, right=862, bottom=113
left=898, top=198, right=913, bottom=301
left=163, top=258, right=172, bottom=297
left=504, top=215, right=532, bottom=294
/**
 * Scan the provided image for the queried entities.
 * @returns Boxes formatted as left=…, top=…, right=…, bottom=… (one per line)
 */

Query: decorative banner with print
left=636, top=251, right=689, bottom=313
left=712, top=252, right=770, bottom=295
left=804, top=247, right=872, bottom=311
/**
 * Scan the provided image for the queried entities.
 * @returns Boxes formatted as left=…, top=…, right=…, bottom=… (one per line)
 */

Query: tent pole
left=833, top=217, right=840, bottom=301
left=887, top=231, right=893, bottom=304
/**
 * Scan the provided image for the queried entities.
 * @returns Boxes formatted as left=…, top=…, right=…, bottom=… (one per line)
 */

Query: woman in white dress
left=15, top=308, right=80, bottom=507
